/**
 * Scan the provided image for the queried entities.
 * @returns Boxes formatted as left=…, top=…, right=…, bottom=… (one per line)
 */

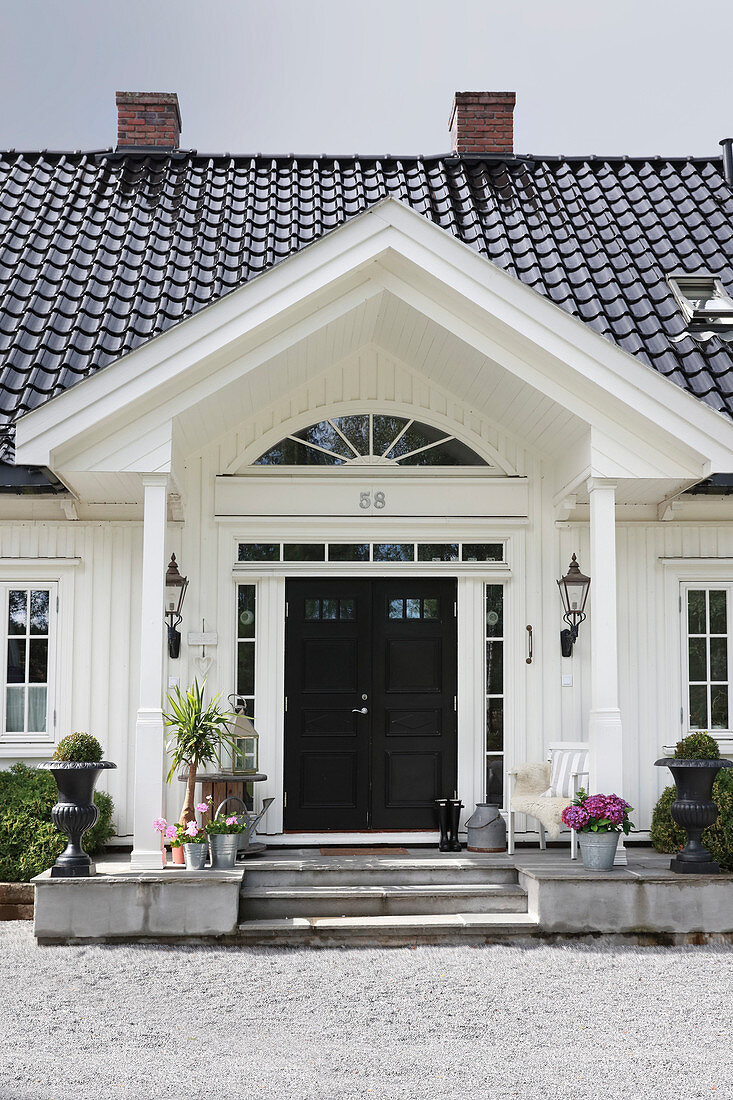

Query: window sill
left=0, top=744, right=55, bottom=758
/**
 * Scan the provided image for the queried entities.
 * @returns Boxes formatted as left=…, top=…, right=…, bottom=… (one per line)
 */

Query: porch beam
left=587, top=477, right=626, bottom=864
left=130, top=475, right=168, bottom=868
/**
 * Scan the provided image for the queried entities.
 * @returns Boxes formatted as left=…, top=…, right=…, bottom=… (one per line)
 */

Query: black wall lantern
left=557, top=553, right=591, bottom=657
left=164, top=553, right=188, bottom=659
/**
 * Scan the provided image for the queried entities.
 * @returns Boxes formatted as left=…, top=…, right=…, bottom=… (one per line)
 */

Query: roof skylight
left=669, top=276, right=733, bottom=327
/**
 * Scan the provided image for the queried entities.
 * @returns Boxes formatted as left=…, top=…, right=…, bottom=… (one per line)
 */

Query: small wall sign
left=187, top=631, right=218, bottom=646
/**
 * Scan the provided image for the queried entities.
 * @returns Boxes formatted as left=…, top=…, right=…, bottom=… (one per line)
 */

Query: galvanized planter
left=182, top=843, right=207, bottom=871
left=209, top=833, right=239, bottom=870
left=578, top=830, right=619, bottom=871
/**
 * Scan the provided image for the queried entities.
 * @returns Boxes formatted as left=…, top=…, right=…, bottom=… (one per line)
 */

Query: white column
left=130, top=475, right=168, bottom=868
left=587, top=478, right=626, bottom=864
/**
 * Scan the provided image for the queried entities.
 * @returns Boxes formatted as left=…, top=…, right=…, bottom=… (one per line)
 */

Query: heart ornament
left=194, top=655, right=214, bottom=678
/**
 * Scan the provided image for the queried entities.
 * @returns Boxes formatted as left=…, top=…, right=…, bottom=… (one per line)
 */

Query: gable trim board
left=13, top=199, right=733, bottom=489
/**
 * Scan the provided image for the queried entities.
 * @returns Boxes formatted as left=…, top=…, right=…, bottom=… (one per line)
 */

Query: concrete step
left=240, top=883, right=528, bottom=920
left=235, top=912, right=540, bottom=946
left=243, top=857, right=518, bottom=889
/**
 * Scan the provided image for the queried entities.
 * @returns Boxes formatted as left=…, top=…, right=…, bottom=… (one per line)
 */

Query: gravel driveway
left=2, top=923, right=732, bottom=1100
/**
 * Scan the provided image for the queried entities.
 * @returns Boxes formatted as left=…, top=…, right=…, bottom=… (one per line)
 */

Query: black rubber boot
left=435, top=799, right=451, bottom=852
left=448, top=799, right=464, bottom=852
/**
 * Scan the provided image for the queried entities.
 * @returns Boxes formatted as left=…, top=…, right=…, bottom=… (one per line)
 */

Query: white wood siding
left=0, top=522, right=143, bottom=838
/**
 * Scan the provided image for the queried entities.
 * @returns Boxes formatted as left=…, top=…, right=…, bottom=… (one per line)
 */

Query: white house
left=3, top=90, right=733, bottom=867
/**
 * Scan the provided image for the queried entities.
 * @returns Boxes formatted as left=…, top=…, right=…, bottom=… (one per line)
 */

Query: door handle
left=352, top=707, right=369, bottom=715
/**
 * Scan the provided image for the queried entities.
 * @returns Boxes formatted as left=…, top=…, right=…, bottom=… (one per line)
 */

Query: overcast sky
left=1, top=0, right=731, bottom=157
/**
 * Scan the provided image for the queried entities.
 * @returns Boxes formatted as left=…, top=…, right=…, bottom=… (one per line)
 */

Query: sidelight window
left=236, top=585, right=257, bottom=720
left=485, top=584, right=504, bottom=805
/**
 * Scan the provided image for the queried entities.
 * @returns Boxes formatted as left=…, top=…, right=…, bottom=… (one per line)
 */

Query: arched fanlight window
left=253, top=415, right=488, bottom=467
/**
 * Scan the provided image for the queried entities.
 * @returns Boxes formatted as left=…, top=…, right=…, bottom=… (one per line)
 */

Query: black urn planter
left=654, top=757, right=733, bottom=874
left=38, top=760, right=116, bottom=877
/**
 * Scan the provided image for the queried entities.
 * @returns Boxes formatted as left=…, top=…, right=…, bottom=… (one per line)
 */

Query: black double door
left=284, top=578, right=457, bottom=831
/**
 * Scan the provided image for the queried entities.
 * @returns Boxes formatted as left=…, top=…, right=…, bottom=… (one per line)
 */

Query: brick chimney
left=449, top=92, right=515, bottom=155
left=115, top=91, right=182, bottom=150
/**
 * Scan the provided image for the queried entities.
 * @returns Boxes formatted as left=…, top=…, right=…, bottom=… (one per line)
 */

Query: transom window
left=253, top=415, right=489, bottom=467
left=1, top=585, right=56, bottom=743
left=683, top=587, right=730, bottom=731
left=238, top=542, right=504, bottom=563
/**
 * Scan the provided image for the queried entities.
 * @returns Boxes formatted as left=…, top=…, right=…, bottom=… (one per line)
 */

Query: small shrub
left=674, top=732, right=720, bottom=760
left=53, top=732, right=103, bottom=763
left=651, top=769, right=733, bottom=872
left=0, top=763, right=115, bottom=882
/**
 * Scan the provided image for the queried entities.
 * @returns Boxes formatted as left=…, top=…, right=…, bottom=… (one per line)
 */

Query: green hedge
left=651, top=768, right=733, bottom=872
left=0, top=763, right=115, bottom=883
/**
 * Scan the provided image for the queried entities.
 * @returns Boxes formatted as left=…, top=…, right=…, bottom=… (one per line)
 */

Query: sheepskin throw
left=511, top=761, right=569, bottom=839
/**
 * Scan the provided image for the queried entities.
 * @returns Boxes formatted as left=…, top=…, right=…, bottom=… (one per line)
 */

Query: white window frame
left=680, top=582, right=733, bottom=736
left=0, top=582, right=57, bottom=744
left=660, top=559, right=733, bottom=756
left=485, top=582, right=505, bottom=807
left=0, top=560, right=77, bottom=757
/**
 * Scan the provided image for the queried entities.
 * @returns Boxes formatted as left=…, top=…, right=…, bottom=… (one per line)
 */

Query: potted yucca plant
left=655, top=733, right=733, bottom=873
left=38, top=732, right=116, bottom=877
left=163, top=679, right=237, bottom=841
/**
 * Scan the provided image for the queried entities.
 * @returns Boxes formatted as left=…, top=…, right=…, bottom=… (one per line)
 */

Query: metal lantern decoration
left=557, top=553, right=591, bottom=657
left=164, top=553, right=188, bottom=659
left=228, top=711, right=260, bottom=775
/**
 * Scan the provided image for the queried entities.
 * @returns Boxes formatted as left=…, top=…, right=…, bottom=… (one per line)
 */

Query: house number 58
left=359, top=490, right=386, bottom=510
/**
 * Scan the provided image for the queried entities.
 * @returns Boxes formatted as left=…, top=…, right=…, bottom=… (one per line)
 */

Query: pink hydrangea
left=152, top=817, right=167, bottom=833
left=604, top=794, right=631, bottom=826
left=195, top=802, right=208, bottom=814
left=226, top=816, right=239, bottom=826
left=185, top=821, right=199, bottom=838
left=561, top=803, right=590, bottom=831
left=165, top=825, right=178, bottom=840
left=583, top=794, right=610, bottom=821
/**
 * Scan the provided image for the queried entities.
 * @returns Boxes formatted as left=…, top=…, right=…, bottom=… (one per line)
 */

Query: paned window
left=1, top=584, right=56, bottom=743
left=237, top=541, right=504, bottom=563
left=304, top=597, right=356, bottom=621
left=236, top=585, right=256, bottom=720
left=485, top=584, right=504, bottom=805
left=387, top=597, right=440, bottom=620
left=253, top=414, right=489, bottom=467
left=684, top=587, right=730, bottom=731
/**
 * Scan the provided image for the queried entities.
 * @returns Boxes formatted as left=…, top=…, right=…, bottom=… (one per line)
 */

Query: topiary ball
left=674, top=732, right=720, bottom=760
left=52, top=732, right=103, bottom=763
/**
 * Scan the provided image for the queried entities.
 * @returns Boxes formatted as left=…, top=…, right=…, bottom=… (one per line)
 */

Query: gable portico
left=14, top=198, right=733, bottom=865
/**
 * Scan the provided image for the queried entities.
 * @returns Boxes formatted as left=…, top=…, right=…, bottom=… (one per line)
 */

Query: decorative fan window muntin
left=253, top=414, right=489, bottom=467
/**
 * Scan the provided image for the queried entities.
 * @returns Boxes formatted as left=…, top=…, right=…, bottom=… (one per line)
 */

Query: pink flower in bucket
left=226, top=816, right=239, bottom=826
left=185, top=821, right=200, bottom=838
left=195, top=802, right=208, bottom=814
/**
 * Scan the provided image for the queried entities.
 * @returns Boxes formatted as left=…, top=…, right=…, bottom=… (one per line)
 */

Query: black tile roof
left=1, top=149, right=733, bottom=465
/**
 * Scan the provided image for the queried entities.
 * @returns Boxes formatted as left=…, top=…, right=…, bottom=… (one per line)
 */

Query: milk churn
left=465, top=803, right=506, bottom=852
